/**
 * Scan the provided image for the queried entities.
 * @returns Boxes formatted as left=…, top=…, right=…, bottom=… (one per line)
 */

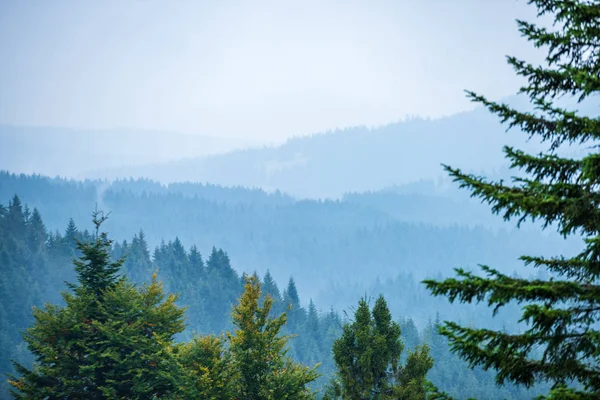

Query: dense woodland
left=0, top=195, right=549, bottom=398
left=0, top=171, right=580, bottom=319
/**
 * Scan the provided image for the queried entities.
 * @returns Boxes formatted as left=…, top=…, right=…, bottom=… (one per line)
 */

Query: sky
left=0, top=0, right=542, bottom=143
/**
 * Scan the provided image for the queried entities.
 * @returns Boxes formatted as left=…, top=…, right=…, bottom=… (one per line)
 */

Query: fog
left=1, top=0, right=540, bottom=145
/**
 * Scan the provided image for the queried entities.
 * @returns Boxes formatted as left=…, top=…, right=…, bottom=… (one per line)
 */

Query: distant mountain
left=88, top=106, right=548, bottom=198
left=6, top=96, right=594, bottom=198
left=0, top=125, right=261, bottom=178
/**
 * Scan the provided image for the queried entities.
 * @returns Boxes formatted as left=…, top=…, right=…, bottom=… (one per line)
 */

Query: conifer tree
left=177, top=335, right=235, bottom=399
left=8, top=211, right=186, bottom=399
left=262, top=270, right=284, bottom=315
left=136, top=230, right=149, bottom=256
left=262, top=270, right=282, bottom=302
left=283, top=277, right=306, bottom=332
left=124, top=230, right=153, bottom=283
left=26, top=208, right=46, bottom=253
left=7, top=195, right=25, bottom=240
left=307, top=299, right=320, bottom=340
left=200, top=247, right=241, bottom=333
left=69, top=212, right=121, bottom=302
left=227, top=274, right=319, bottom=399
left=64, top=218, right=78, bottom=243
left=284, top=277, right=301, bottom=307
left=423, top=1, right=600, bottom=397
left=172, top=237, right=187, bottom=268
left=207, top=247, right=238, bottom=283
left=328, top=295, right=433, bottom=399
left=22, top=204, right=31, bottom=225
left=188, top=244, right=205, bottom=277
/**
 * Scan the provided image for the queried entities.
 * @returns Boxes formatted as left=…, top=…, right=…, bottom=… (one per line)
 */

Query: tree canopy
left=327, top=295, right=433, bottom=399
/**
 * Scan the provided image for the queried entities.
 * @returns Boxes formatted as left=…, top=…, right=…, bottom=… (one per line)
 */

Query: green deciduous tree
left=328, top=295, right=433, bottom=399
left=424, top=1, right=600, bottom=398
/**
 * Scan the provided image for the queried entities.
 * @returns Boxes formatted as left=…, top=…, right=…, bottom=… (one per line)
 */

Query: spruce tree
left=8, top=211, right=186, bottom=399
left=7, top=195, right=25, bottom=241
left=188, top=244, right=205, bottom=278
left=262, top=270, right=284, bottom=315
left=423, top=1, right=600, bottom=397
left=227, top=274, right=319, bottom=399
left=70, top=211, right=121, bottom=302
left=307, top=299, right=320, bottom=340
left=328, top=295, right=433, bottom=399
left=283, top=277, right=306, bottom=333
left=26, top=208, right=46, bottom=253
left=177, top=335, right=235, bottom=399
left=284, top=277, right=301, bottom=306
left=124, top=230, right=153, bottom=283
left=64, top=218, right=78, bottom=243
left=262, top=270, right=282, bottom=302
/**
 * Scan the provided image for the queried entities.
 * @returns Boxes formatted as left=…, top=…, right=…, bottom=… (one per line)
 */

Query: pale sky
left=0, top=0, right=541, bottom=143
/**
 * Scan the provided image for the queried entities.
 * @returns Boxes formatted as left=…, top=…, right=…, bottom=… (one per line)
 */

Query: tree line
left=2, top=195, right=547, bottom=398
left=6, top=210, right=435, bottom=399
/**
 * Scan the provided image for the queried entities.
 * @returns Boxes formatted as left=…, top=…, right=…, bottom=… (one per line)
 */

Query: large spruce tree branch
left=521, top=235, right=600, bottom=280
left=466, top=91, right=600, bottom=150
left=439, top=321, right=600, bottom=388
left=426, top=0, right=600, bottom=395
left=509, top=57, right=600, bottom=101
left=504, top=147, right=582, bottom=183
left=516, top=14, right=600, bottom=67
left=520, top=254, right=600, bottom=280
left=424, top=266, right=600, bottom=313
left=443, top=165, right=600, bottom=236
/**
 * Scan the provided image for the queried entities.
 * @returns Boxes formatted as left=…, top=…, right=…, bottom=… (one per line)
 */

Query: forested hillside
left=0, top=172, right=580, bottom=316
left=0, top=195, right=549, bottom=399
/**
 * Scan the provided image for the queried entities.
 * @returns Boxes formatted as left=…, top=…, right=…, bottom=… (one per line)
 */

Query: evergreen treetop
left=8, top=212, right=186, bottom=399
left=70, top=210, right=123, bottom=301
left=328, top=295, right=433, bottom=400
left=228, top=274, right=319, bottom=399
left=424, top=1, right=600, bottom=397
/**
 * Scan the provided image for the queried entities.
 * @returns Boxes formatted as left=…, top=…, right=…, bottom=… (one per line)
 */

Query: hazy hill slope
left=90, top=107, right=544, bottom=198
left=0, top=125, right=260, bottom=178
left=342, top=183, right=516, bottom=230
left=90, top=95, right=599, bottom=199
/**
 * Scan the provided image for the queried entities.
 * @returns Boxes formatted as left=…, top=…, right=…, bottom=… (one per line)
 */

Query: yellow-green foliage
left=174, top=274, right=320, bottom=399
left=9, top=216, right=320, bottom=399
left=176, top=335, right=234, bottom=399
